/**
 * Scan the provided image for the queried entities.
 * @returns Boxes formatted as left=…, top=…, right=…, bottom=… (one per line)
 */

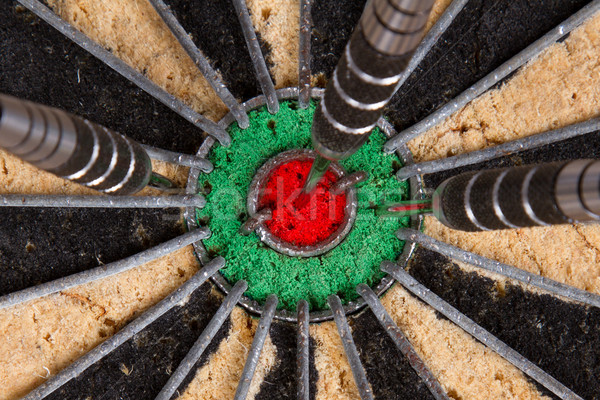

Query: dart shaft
left=0, top=93, right=152, bottom=195
left=381, top=200, right=433, bottom=217
left=305, top=0, right=434, bottom=192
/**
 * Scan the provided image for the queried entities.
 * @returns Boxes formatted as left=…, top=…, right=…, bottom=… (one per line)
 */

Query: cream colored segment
left=246, top=0, right=301, bottom=89
left=0, top=246, right=199, bottom=400
left=425, top=0, right=454, bottom=32
left=310, top=321, right=361, bottom=400
left=411, top=11, right=600, bottom=304
left=424, top=216, right=600, bottom=295
left=380, top=284, right=552, bottom=400
left=149, top=159, right=190, bottom=190
left=176, top=307, right=277, bottom=400
left=0, top=149, right=97, bottom=195
left=46, top=0, right=227, bottom=121
left=408, top=12, right=600, bottom=163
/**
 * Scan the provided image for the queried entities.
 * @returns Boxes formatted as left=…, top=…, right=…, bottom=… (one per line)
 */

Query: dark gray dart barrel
left=0, top=94, right=152, bottom=195
left=311, top=0, right=435, bottom=161
left=432, top=160, right=600, bottom=231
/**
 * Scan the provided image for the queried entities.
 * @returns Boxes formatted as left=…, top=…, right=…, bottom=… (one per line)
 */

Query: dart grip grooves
left=432, top=160, right=600, bottom=232
left=312, top=0, right=434, bottom=161
left=0, top=94, right=152, bottom=195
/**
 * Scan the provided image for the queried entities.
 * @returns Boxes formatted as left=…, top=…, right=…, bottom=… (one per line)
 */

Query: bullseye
left=258, top=158, right=347, bottom=247
left=246, top=148, right=357, bottom=257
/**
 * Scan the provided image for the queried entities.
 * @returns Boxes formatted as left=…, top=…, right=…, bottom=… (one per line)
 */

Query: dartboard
left=1, top=0, right=599, bottom=399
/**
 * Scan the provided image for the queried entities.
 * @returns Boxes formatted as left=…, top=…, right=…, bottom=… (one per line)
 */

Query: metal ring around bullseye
left=184, top=87, right=424, bottom=323
left=247, top=149, right=358, bottom=258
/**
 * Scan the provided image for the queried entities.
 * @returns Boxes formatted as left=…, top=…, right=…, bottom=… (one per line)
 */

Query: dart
left=379, top=160, right=600, bottom=232
left=0, top=93, right=182, bottom=195
left=303, top=0, right=435, bottom=193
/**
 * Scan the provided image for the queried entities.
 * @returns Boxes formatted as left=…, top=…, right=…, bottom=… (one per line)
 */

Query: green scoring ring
left=196, top=100, right=410, bottom=311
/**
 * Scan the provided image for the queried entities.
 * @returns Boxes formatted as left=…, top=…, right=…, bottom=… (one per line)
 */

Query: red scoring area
left=258, top=159, right=347, bottom=247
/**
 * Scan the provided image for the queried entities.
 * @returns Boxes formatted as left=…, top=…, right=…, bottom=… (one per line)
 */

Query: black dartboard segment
left=407, top=247, right=600, bottom=400
left=254, top=321, right=310, bottom=400
left=310, top=0, right=366, bottom=83
left=172, top=318, right=232, bottom=399
left=44, top=282, right=226, bottom=400
left=164, top=0, right=268, bottom=101
left=351, top=309, right=437, bottom=400
left=0, top=207, right=184, bottom=296
left=385, top=0, right=592, bottom=132
left=0, top=2, right=205, bottom=154
left=422, top=130, right=600, bottom=189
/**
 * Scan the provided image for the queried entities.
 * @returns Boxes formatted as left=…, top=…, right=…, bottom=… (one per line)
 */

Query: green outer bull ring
left=184, top=87, right=425, bottom=323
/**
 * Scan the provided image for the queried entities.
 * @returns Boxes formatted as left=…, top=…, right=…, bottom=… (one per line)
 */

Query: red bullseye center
left=258, top=159, right=347, bottom=247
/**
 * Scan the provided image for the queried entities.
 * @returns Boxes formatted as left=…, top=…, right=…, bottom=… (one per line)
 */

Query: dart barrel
left=311, top=0, right=435, bottom=160
left=432, top=160, right=600, bottom=231
left=0, top=94, right=152, bottom=195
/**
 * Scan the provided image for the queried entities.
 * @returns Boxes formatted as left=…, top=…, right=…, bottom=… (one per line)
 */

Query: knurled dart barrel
left=311, top=0, right=435, bottom=161
left=0, top=94, right=152, bottom=195
left=432, top=160, right=600, bottom=231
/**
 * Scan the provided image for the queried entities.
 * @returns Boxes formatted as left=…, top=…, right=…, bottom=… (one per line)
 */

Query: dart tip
left=302, top=155, right=331, bottom=194
left=377, top=199, right=433, bottom=218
